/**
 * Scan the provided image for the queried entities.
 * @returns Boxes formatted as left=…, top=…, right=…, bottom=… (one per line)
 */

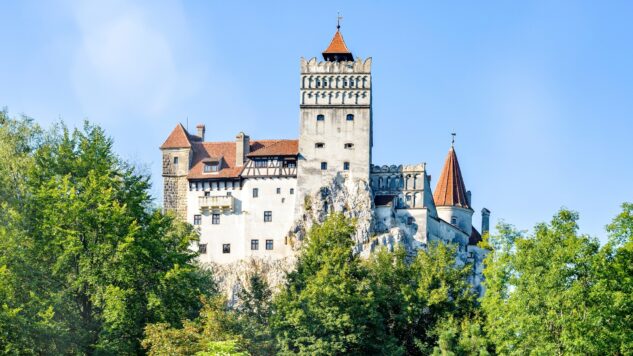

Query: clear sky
left=2, top=0, right=632, bottom=241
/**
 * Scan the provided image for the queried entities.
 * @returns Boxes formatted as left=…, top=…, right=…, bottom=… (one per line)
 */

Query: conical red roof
left=323, top=30, right=352, bottom=54
left=433, top=147, right=471, bottom=209
left=160, top=123, right=192, bottom=149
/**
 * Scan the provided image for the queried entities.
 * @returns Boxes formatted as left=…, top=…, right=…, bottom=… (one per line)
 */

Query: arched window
left=346, top=114, right=354, bottom=121
left=317, top=114, right=325, bottom=121
left=316, top=78, right=321, bottom=87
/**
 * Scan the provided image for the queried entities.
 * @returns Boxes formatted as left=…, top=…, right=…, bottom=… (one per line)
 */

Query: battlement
left=300, top=57, right=371, bottom=74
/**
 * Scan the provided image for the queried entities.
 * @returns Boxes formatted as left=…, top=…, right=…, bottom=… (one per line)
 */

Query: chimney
left=481, top=208, right=491, bottom=234
left=196, top=124, right=205, bottom=141
left=235, top=132, right=250, bottom=167
left=466, top=190, right=472, bottom=207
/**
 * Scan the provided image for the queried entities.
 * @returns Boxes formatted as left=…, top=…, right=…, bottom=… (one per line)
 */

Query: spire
left=322, top=14, right=354, bottom=62
left=433, top=143, right=471, bottom=209
left=160, top=123, right=192, bottom=149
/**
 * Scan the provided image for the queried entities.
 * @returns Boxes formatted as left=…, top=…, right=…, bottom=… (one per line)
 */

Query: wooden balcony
left=198, top=195, right=235, bottom=212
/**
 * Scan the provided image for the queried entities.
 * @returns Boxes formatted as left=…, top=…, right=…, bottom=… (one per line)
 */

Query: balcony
left=199, top=195, right=235, bottom=212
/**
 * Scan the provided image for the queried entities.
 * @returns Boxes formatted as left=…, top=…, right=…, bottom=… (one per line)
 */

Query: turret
left=433, top=141, right=474, bottom=234
left=160, top=123, right=193, bottom=219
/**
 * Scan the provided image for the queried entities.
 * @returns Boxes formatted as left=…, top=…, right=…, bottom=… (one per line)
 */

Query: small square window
left=264, top=211, right=272, bottom=222
left=346, top=114, right=354, bottom=121
left=321, top=162, right=327, bottom=170
left=198, top=243, right=207, bottom=254
left=290, top=188, right=294, bottom=195
left=212, top=213, right=220, bottom=225
left=204, top=191, right=210, bottom=197
left=226, top=192, right=232, bottom=197
left=407, top=217, right=414, bottom=225
left=251, top=239, right=259, bottom=250
left=276, top=188, right=281, bottom=194
left=344, top=143, right=354, bottom=149
left=266, top=239, right=273, bottom=250
left=317, top=114, right=325, bottom=121
left=253, top=188, right=259, bottom=198
left=315, top=142, right=325, bottom=148
left=193, top=215, right=201, bottom=225
left=173, top=156, right=179, bottom=165
left=343, top=162, right=350, bottom=171
left=222, top=244, right=231, bottom=254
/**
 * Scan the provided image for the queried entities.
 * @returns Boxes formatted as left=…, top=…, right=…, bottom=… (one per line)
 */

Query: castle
left=160, top=27, right=489, bottom=288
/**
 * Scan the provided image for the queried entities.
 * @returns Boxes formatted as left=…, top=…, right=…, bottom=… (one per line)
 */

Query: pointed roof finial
left=337, top=11, right=343, bottom=30
left=451, top=132, right=456, bottom=147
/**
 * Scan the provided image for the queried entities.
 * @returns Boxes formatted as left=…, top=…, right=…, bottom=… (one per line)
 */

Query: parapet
left=301, top=57, right=372, bottom=74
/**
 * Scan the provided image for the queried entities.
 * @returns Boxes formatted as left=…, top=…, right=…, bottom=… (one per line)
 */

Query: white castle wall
left=187, top=177, right=296, bottom=264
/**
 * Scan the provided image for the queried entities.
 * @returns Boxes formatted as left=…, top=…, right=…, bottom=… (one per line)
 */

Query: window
left=276, top=188, right=281, bottom=194
left=222, top=244, right=231, bottom=254
left=212, top=213, right=220, bottom=225
left=253, top=188, right=259, bottom=198
left=407, top=217, right=414, bottom=225
left=226, top=191, right=232, bottom=197
left=254, top=159, right=267, bottom=168
left=344, top=143, right=354, bottom=149
left=204, top=191, right=210, bottom=197
left=316, top=114, right=325, bottom=121
left=204, top=162, right=219, bottom=172
left=193, top=214, right=201, bottom=225
left=290, top=188, right=294, bottom=195
left=315, top=142, right=325, bottom=148
left=451, top=217, right=457, bottom=225
left=346, top=114, right=354, bottom=121
left=198, top=243, right=207, bottom=254
left=173, top=156, right=179, bottom=165
left=251, top=239, right=259, bottom=250
left=283, top=160, right=296, bottom=168
left=264, top=211, right=272, bottom=222
left=266, top=239, right=273, bottom=250
left=321, top=162, right=327, bottom=170
left=343, top=162, right=350, bottom=171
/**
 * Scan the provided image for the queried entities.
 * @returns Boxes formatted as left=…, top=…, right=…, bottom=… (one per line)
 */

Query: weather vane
left=451, top=132, right=456, bottom=147
left=337, top=11, right=343, bottom=30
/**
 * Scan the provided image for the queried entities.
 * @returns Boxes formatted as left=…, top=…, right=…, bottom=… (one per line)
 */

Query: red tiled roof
left=187, top=139, right=298, bottom=179
left=433, top=147, right=471, bottom=209
left=247, top=140, right=298, bottom=157
left=160, top=123, right=192, bottom=149
left=323, top=30, right=351, bottom=54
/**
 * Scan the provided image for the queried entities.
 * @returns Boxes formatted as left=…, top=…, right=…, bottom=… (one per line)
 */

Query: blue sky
left=2, top=0, right=632, bottom=240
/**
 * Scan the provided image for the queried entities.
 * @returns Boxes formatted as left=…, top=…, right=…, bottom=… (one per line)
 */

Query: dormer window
left=317, top=114, right=325, bottom=121
left=451, top=217, right=457, bottom=225
left=315, top=142, right=325, bottom=148
left=203, top=162, right=219, bottom=173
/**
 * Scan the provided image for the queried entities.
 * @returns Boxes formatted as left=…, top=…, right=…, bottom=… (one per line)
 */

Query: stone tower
left=160, top=123, right=194, bottom=220
left=297, top=26, right=373, bottom=200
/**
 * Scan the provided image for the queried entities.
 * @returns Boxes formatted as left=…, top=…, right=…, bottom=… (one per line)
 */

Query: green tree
left=0, top=116, right=215, bottom=354
left=272, top=213, right=393, bottom=355
left=366, top=243, right=478, bottom=355
left=482, top=209, right=602, bottom=354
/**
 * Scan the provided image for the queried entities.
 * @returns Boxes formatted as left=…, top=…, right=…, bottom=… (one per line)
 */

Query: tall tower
left=297, top=25, right=373, bottom=199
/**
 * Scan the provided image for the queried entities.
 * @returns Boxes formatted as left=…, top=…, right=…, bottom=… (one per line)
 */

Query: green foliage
left=482, top=209, right=606, bottom=354
left=431, top=315, right=490, bottom=356
left=366, top=243, right=478, bottom=355
left=0, top=115, right=214, bottom=354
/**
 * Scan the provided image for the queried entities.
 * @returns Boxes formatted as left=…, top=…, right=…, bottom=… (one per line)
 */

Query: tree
left=482, top=209, right=602, bottom=354
left=365, top=243, right=479, bottom=355
left=0, top=117, right=215, bottom=354
left=271, top=213, right=392, bottom=355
